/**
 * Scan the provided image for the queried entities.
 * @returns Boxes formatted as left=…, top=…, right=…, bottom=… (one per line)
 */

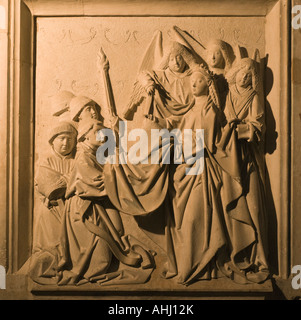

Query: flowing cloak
left=153, top=67, right=194, bottom=105
left=101, top=68, right=195, bottom=273
left=33, top=149, right=75, bottom=252
left=218, top=84, right=269, bottom=278
left=105, top=89, right=229, bottom=286
left=161, top=95, right=228, bottom=285
left=103, top=68, right=195, bottom=262
left=145, top=67, right=194, bottom=118
left=104, top=66, right=195, bottom=217
left=56, top=142, right=155, bottom=286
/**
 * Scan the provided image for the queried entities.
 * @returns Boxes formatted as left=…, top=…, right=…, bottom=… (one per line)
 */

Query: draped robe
left=103, top=67, right=195, bottom=217
left=162, top=95, right=227, bottom=285
left=23, top=142, right=155, bottom=286
left=33, top=149, right=75, bottom=252
left=18, top=149, right=75, bottom=283
left=57, top=142, right=155, bottom=285
left=217, top=84, right=269, bottom=282
left=105, top=87, right=229, bottom=285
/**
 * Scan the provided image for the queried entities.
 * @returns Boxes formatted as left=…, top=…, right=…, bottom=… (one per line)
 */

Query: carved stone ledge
left=0, top=274, right=277, bottom=300
left=29, top=278, right=274, bottom=300
left=23, top=0, right=279, bottom=17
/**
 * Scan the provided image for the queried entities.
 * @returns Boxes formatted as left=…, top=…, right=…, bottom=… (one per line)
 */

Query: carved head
left=168, top=52, right=186, bottom=73
left=48, top=121, right=77, bottom=156
left=205, top=39, right=235, bottom=72
left=51, top=90, right=75, bottom=117
left=70, top=96, right=100, bottom=122
left=226, top=58, right=259, bottom=91
left=236, top=65, right=252, bottom=88
left=77, top=118, right=105, bottom=147
left=190, top=65, right=220, bottom=107
left=159, top=41, right=196, bottom=72
left=190, top=68, right=211, bottom=97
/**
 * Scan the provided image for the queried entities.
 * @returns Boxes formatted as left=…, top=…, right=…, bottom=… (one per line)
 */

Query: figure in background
left=206, top=39, right=234, bottom=75
left=58, top=118, right=155, bottom=285
left=142, top=41, right=195, bottom=101
left=205, top=39, right=235, bottom=109
left=51, top=90, right=75, bottom=121
left=125, top=40, right=198, bottom=123
left=217, top=57, right=269, bottom=284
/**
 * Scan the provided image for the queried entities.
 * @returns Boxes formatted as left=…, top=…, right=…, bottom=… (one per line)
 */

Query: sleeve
left=35, top=165, right=67, bottom=200
left=66, top=154, right=107, bottom=199
left=236, top=94, right=264, bottom=143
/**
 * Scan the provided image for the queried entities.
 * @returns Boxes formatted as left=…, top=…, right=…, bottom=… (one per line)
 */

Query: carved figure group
left=25, top=90, right=154, bottom=285
left=24, top=25, right=270, bottom=287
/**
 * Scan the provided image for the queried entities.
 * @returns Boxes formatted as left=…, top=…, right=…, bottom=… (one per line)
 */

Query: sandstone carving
left=23, top=25, right=271, bottom=287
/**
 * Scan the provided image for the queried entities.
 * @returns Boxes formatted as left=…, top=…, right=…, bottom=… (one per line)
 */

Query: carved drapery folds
left=19, top=23, right=274, bottom=288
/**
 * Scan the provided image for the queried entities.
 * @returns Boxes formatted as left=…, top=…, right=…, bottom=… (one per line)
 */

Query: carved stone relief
left=17, top=15, right=275, bottom=289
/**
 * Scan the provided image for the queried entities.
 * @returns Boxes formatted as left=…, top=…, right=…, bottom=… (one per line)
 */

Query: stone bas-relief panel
left=35, top=16, right=265, bottom=153
left=22, top=15, right=273, bottom=289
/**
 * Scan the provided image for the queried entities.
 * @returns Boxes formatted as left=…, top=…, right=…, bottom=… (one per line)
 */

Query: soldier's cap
left=69, top=95, right=96, bottom=122
left=77, top=118, right=105, bottom=143
left=51, top=91, right=75, bottom=117
left=48, top=121, right=78, bottom=145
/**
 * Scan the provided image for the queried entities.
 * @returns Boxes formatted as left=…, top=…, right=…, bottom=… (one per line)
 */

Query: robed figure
left=216, top=57, right=269, bottom=284
left=159, top=67, right=228, bottom=285
left=57, top=119, right=155, bottom=285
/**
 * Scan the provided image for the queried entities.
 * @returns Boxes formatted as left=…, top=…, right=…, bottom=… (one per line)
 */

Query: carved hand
left=228, top=118, right=241, bottom=129
left=138, top=71, right=155, bottom=95
left=109, top=115, right=120, bottom=133
left=43, top=197, right=58, bottom=209
left=144, top=114, right=166, bottom=128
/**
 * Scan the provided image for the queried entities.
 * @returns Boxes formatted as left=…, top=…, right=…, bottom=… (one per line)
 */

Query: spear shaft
left=97, top=48, right=117, bottom=119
